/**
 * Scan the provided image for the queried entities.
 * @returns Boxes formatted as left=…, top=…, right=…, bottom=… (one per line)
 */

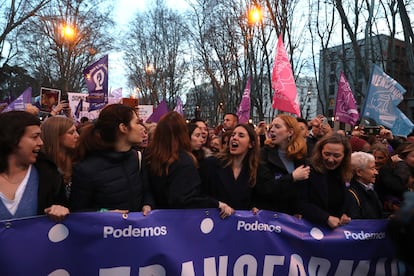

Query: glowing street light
left=61, top=23, right=77, bottom=42
left=248, top=5, right=263, bottom=25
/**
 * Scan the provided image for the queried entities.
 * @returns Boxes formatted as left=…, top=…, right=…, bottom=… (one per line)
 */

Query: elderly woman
left=345, top=151, right=384, bottom=219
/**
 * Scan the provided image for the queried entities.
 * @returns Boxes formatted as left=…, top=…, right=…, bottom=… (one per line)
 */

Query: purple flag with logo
left=334, top=72, right=359, bottom=126
left=237, top=77, right=251, bottom=124
left=2, top=87, right=32, bottom=113
left=173, top=96, right=183, bottom=115
left=84, top=55, right=108, bottom=111
left=146, top=99, right=169, bottom=123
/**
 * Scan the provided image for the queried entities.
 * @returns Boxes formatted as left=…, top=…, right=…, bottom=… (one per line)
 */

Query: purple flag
left=334, top=72, right=359, bottom=126
left=173, top=96, right=183, bottom=115
left=74, top=98, right=83, bottom=120
left=237, top=77, right=251, bottom=124
left=146, top=99, right=169, bottom=123
left=84, top=55, right=108, bottom=111
left=111, top=87, right=122, bottom=99
left=2, top=87, right=32, bottom=113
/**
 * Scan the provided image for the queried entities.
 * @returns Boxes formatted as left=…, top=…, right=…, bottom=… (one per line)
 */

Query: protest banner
left=0, top=209, right=401, bottom=275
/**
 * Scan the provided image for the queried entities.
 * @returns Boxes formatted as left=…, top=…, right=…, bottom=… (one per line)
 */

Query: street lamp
left=247, top=5, right=263, bottom=26
left=61, top=23, right=77, bottom=42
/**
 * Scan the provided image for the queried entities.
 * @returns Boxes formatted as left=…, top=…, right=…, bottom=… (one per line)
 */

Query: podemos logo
left=237, top=220, right=282, bottom=233
left=103, top=225, right=167, bottom=238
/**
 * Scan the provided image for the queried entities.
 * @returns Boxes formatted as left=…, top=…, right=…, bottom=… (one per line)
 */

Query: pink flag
left=271, top=35, right=301, bottom=117
left=334, top=72, right=359, bottom=126
left=236, top=77, right=251, bottom=124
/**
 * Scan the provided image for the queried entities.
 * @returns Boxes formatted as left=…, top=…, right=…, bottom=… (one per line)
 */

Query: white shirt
left=0, top=165, right=32, bottom=215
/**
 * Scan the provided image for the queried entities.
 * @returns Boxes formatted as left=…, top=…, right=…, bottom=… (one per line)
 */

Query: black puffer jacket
left=70, top=150, right=152, bottom=211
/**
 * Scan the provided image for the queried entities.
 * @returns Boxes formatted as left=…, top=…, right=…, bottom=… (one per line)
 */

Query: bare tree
left=21, top=0, right=114, bottom=96
left=123, top=0, right=188, bottom=107
left=397, top=0, right=414, bottom=92
left=0, top=0, right=51, bottom=97
left=307, top=0, right=337, bottom=115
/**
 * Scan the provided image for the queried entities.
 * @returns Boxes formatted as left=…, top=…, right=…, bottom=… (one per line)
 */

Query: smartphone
left=364, top=126, right=381, bottom=135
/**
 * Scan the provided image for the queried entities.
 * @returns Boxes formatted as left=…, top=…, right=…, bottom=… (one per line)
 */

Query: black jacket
left=146, top=150, right=218, bottom=209
left=254, top=145, right=307, bottom=214
left=297, top=168, right=348, bottom=226
left=200, top=156, right=254, bottom=210
left=345, top=178, right=384, bottom=219
left=70, top=150, right=152, bottom=211
left=34, top=152, right=68, bottom=214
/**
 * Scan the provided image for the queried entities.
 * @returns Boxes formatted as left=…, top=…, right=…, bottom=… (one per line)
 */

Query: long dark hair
left=217, top=124, right=260, bottom=186
left=0, top=111, right=40, bottom=172
left=75, top=104, right=137, bottom=161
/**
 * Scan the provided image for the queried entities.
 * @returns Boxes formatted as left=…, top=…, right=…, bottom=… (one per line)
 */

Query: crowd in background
left=1, top=102, right=414, bottom=268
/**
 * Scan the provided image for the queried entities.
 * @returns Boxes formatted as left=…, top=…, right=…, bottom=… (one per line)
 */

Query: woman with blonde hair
left=40, top=116, right=79, bottom=199
left=255, top=114, right=310, bottom=215
left=145, top=111, right=233, bottom=217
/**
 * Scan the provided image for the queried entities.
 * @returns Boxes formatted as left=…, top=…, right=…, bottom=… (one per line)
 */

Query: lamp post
left=60, top=22, right=78, bottom=97
left=245, top=5, right=262, bottom=121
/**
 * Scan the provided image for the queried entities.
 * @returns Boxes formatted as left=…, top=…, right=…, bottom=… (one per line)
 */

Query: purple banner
left=84, top=55, right=108, bottom=111
left=2, top=87, right=32, bottom=113
left=0, top=209, right=401, bottom=275
left=146, top=99, right=169, bottom=123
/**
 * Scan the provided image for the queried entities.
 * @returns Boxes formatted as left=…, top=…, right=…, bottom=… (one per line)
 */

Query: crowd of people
left=1, top=104, right=414, bottom=230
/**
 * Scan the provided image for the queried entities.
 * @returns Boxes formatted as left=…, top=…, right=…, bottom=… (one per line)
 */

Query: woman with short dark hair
left=0, top=111, right=68, bottom=221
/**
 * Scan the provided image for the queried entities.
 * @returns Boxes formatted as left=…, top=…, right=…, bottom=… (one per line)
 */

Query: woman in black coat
left=70, top=104, right=152, bottom=213
left=297, top=134, right=353, bottom=229
left=200, top=124, right=260, bottom=210
left=254, top=114, right=310, bottom=215
left=144, top=112, right=233, bottom=218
